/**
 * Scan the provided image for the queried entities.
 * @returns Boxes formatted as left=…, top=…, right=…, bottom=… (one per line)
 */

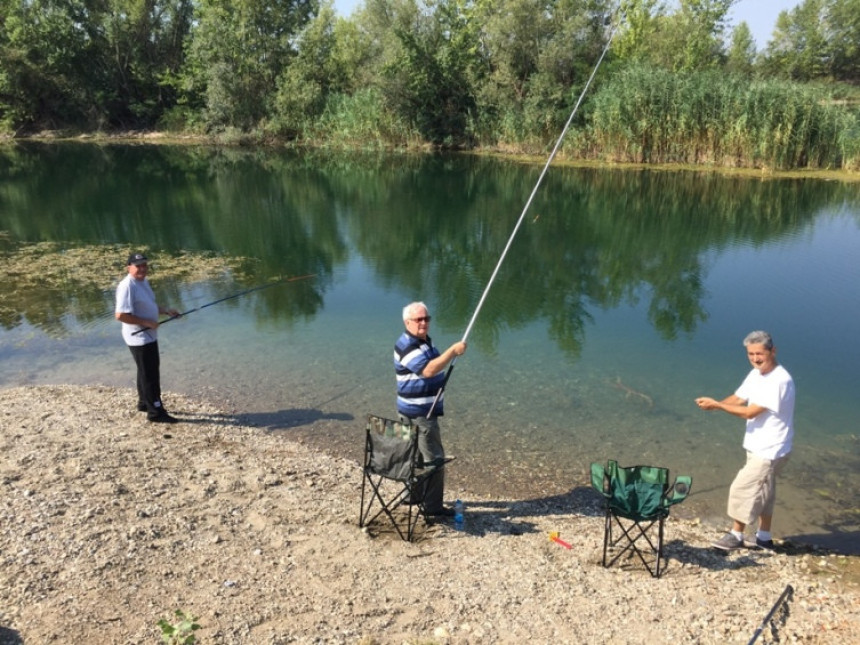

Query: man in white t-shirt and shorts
left=696, top=330, right=795, bottom=551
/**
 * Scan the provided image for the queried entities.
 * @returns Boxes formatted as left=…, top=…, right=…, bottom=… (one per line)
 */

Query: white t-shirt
left=115, top=274, right=158, bottom=346
left=735, top=364, right=795, bottom=460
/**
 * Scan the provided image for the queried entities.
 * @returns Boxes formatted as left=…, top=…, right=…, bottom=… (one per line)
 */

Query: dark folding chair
left=590, top=459, right=692, bottom=578
left=359, top=414, right=452, bottom=541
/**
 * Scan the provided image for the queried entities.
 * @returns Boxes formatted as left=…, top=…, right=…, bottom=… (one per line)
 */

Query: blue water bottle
left=454, top=499, right=464, bottom=531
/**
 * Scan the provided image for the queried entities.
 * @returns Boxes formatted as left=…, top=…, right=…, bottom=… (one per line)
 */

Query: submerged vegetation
left=1, top=0, right=859, bottom=170
left=0, top=240, right=258, bottom=336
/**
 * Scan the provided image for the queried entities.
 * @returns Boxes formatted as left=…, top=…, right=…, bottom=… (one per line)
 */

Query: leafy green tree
left=474, top=0, right=613, bottom=145
left=0, top=0, right=192, bottom=131
left=611, top=0, right=666, bottom=65
left=381, top=0, right=481, bottom=145
left=476, top=0, right=555, bottom=142
left=726, top=21, right=755, bottom=76
left=272, top=3, right=337, bottom=137
left=0, top=0, right=105, bottom=130
left=828, top=0, right=860, bottom=82
left=270, top=1, right=374, bottom=138
left=351, top=0, right=422, bottom=76
left=612, top=0, right=735, bottom=73
left=100, top=0, right=194, bottom=125
left=668, top=0, right=735, bottom=72
left=524, top=0, right=611, bottom=139
left=762, top=0, right=828, bottom=81
left=181, top=0, right=317, bottom=131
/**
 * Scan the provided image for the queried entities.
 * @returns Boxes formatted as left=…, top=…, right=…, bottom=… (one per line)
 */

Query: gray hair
left=402, top=301, right=429, bottom=322
left=743, top=330, right=773, bottom=350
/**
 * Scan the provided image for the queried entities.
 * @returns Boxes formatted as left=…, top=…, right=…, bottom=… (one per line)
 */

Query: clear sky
left=332, top=0, right=802, bottom=48
left=728, top=0, right=800, bottom=47
left=332, top=0, right=359, bottom=16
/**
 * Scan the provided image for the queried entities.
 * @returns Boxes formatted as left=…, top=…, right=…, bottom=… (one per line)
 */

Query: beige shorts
left=727, top=451, right=790, bottom=525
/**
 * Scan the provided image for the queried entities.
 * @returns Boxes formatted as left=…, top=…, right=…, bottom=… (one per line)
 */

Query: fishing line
left=428, top=10, right=622, bottom=417
left=131, top=273, right=316, bottom=335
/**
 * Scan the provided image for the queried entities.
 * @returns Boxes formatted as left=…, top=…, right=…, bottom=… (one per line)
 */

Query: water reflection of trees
left=0, top=144, right=332, bottom=334
left=333, top=157, right=853, bottom=356
left=1, top=144, right=856, bottom=348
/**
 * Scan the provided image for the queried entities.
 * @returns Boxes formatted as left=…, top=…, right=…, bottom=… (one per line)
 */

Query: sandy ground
left=1, top=385, right=859, bottom=644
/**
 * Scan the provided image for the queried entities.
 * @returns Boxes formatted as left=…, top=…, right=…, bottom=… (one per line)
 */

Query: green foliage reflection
left=0, top=145, right=855, bottom=353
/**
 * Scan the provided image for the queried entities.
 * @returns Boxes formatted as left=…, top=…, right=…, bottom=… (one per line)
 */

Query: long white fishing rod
left=428, top=12, right=622, bottom=417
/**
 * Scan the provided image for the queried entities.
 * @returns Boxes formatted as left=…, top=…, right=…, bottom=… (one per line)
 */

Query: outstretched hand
left=695, top=397, right=718, bottom=410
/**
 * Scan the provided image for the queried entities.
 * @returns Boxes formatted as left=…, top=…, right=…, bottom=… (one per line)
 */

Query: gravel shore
left=1, top=385, right=858, bottom=644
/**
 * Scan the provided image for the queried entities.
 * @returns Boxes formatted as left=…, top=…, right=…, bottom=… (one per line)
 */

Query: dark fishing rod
left=132, top=273, right=316, bottom=335
left=427, top=11, right=622, bottom=418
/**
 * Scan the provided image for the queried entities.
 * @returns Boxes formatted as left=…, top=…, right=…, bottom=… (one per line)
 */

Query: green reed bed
left=583, top=65, right=860, bottom=171
left=310, top=88, right=423, bottom=150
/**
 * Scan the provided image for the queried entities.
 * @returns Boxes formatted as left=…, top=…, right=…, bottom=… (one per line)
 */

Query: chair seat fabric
left=369, top=434, right=415, bottom=481
left=607, top=464, right=670, bottom=519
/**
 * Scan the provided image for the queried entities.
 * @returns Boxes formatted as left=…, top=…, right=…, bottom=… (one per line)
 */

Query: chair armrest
left=590, top=462, right=609, bottom=497
left=414, top=456, right=455, bottom=477
left=665, top=475, right=692, bottom=506
left=431, top=456, right=455, bottom=467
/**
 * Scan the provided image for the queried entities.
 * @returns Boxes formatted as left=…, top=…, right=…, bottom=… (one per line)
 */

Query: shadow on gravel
left=238, top=408, right=354, bottom=431
left=0, top=627, right=23, bottom=645
left=167, top=408, right=355, bottom=431
left=432, top=486, right=605, bottom=538
left=663, top=539, right=770, bottom=572
left=782, top=530, right=860, bottom=556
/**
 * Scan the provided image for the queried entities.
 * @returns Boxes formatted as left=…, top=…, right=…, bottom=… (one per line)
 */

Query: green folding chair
left=590, top=459, right=692, bottom=578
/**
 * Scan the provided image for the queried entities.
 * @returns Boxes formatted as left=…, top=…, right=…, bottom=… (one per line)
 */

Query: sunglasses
left=411, top=316, right=432, bottom=323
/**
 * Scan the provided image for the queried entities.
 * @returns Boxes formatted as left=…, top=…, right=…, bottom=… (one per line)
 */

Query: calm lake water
left=2, top=142, right=859, bottom=553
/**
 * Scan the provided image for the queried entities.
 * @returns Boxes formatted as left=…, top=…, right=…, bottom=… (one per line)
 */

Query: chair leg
left=404, top=482, right=433, bottom=542
left=655, top=516, right=665, bottom=578
left=359, top=471, right=369, bottom=527
left=359, top=472, right=421, bottom=542
left=602, top=507, right=611, bottom=568
left=604, top=514, right=665, bottom=577
left=360, top=474, right=397, bottom=533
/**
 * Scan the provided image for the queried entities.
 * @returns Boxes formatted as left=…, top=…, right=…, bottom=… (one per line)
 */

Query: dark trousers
left=399, top=413, right=446, bottom=513
left=129, top=342, right=163, bottom=418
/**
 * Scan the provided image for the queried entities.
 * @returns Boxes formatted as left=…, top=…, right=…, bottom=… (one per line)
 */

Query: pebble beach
left=1, top=384, right=859, bottom=644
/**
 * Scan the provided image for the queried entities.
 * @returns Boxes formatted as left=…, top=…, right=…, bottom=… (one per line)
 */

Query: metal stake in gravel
left=747, top=584, right=794, bottom=645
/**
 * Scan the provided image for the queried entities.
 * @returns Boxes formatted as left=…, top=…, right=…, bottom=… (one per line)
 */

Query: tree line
left=1, top=0, right=858, bottom=169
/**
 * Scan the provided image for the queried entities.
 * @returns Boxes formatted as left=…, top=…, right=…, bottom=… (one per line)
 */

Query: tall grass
left=306, top=88, right=422, bottom=149
left=583, top=65, right=860, bottom=170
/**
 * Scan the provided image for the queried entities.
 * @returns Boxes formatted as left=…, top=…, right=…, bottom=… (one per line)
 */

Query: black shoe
left=426, top=506, right=456, bottom=518
left=745, top=537, right=776, bottom=551
left=148, top=412, right=179, bottom=424
left=137, top=402, right=148, bottom=412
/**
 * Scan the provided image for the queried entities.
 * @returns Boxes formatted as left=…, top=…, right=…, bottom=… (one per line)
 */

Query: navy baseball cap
left=127, top=252, right=148, bottom=266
